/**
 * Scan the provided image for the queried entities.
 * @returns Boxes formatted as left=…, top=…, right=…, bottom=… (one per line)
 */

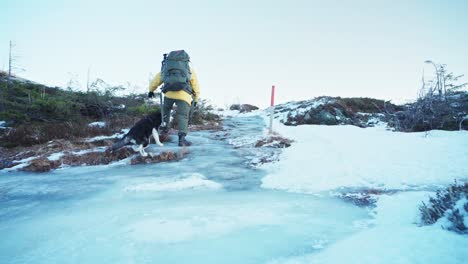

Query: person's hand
left=148, top=91, right=155, bottom=98
left=193, top=101, right=198, bottom=108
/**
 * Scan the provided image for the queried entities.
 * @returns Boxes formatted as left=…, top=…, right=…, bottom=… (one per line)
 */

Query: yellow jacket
left=149, top=67, right=200, bottom=105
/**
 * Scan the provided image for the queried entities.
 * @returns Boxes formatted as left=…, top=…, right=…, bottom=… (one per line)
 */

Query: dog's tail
left=111, top=136, right=130, bottom=152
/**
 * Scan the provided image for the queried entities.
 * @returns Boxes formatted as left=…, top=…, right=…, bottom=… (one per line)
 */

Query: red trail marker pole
left=269, top=85, right=275, bottom=134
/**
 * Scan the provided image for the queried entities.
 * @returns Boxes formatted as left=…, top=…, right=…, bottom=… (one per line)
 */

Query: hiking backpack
left=161, top=50, right=192, bottom=94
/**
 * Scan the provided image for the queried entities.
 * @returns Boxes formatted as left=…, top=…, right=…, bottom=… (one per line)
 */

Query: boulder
left=230, top=104, right=259, bottom=113
left=22, top=158, right=60, bottom=172
left=130, top=150, right=187, bottom=165
left=314, top=110, right=338, bottom=125
left=229, top=104, right=241, bottom=111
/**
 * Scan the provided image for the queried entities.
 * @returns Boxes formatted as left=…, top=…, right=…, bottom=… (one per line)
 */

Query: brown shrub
left=420, top=181, right=468, bottom=234
left=255, top=136, right=293, bottom=148
left=61, top=148, right=134, bottom=166
left=0, top=115, right=138, bottom=149
left=392, top=92, right=468, bottom=132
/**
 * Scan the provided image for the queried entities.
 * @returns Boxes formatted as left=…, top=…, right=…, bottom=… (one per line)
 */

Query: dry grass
left=419, top=181, right=467, bottom=234
left=0, top=115, right=138, bottom=148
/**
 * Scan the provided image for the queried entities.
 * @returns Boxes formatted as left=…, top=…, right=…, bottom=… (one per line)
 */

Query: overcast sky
left=1, top=0, right=467, bottom=108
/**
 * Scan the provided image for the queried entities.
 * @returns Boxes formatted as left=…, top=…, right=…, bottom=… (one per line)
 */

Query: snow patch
left=72, top=147, right=107, bottom=155
left=85, top=134, right=118, bottom=142
left=124, top=173, right=222, bottom=192
left=88, top=121, right=106, bottom=128
left=47, top=152, right=64, bottom=161
left=85, top=129, right=127, bottom=142
left=311, top=239, right=328, bottom=249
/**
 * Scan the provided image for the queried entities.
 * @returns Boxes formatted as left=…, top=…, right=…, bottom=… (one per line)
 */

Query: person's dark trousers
left=162, top=97, right=190, bottom=135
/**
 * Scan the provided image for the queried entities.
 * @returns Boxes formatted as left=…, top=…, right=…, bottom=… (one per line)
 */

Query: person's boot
left=178, top=133, right=192, bottom=147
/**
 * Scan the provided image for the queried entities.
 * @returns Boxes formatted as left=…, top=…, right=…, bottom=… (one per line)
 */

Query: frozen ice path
left=0, top=115, right=370, bottom=264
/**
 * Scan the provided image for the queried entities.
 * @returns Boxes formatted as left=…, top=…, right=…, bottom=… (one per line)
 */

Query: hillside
left=0, top=76, right=219, bottom=148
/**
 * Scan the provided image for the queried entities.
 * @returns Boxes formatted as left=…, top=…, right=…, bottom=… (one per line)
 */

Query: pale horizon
left=1, top=0, right=467, bottom=108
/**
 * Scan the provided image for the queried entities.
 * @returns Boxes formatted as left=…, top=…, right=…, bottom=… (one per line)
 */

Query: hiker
left=148, top=50, right=200, bottom=147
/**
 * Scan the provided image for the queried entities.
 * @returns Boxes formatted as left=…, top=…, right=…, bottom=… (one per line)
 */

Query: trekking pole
left=159, top=91, right=165, bottom=127
left=159, top=54, right=168, bottom=127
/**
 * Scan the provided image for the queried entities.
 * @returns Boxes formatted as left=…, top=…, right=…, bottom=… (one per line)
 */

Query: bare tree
left=86, top=67, right=91, bottom=93
left=396, top=61, right=468, bottom=131
left=8, top=41, right=12, bottom=78
left=7, top=41, right=23, bottom=79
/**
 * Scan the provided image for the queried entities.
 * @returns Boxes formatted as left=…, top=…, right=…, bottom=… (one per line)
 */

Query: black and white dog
left=111, top=111, right=164, bottom=156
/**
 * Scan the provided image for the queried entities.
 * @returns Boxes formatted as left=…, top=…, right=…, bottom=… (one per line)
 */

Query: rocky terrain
left=0, top=125, right=216, bottom=173
left=273, top=93, right=468, bottom=131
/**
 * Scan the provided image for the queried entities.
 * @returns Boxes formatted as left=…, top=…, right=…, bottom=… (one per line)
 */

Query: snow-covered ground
left=257, top=110, right=468, bottom=263
left=0, top=110, right=466, bottom=263
left=262, top=119, right=468, bottom=193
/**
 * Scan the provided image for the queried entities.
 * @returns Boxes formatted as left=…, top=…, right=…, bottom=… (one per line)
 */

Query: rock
left=314, top=110, right=338, bottom=125
left=230, top=104, right=259, bottom=113
left=22, top=158, right=60, bottom=172
left=130, top=150, right=187, bottom=165
left=279, top=96, right=395, bottom=127
left=333, top=108, right=348, bottom=123
left=239, top=104, right=259, bottom=113
left=229, top=104, right=241, bottom=111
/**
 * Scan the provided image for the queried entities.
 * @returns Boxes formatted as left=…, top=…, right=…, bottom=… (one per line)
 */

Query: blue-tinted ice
left=0, top=115, right=370, bottom=263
